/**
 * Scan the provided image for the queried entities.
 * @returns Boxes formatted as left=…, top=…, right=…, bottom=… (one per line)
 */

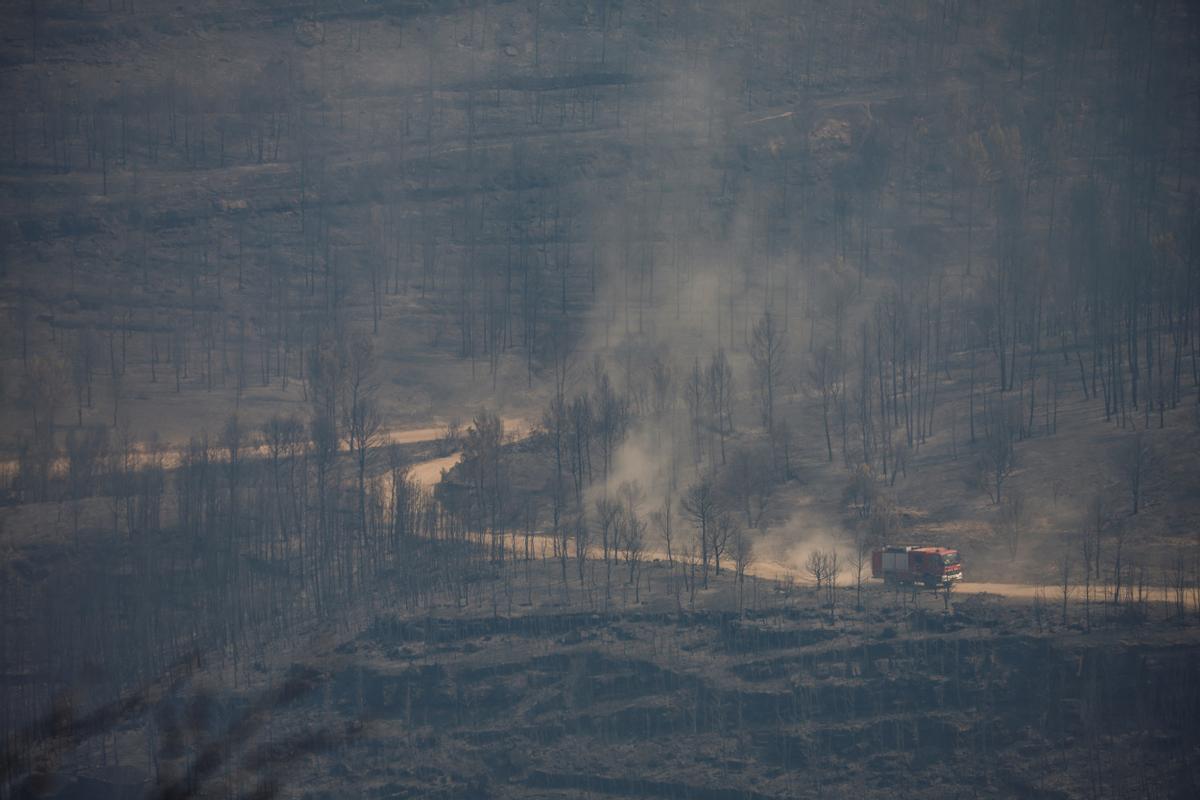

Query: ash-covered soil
left=16, top=562, right=1198, bottom=800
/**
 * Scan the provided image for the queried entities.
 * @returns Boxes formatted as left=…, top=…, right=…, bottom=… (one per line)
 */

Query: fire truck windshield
left=943, top=554, right=960, bottom=565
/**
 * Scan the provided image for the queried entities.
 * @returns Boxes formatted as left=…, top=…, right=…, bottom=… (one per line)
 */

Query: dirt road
left=1, top=416, right=533, bottom=479
left=404, top=440, right=1069, bottom=602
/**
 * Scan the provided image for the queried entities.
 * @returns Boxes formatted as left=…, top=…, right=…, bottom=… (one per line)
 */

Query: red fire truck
left=871, top=545, right=962, bottom=588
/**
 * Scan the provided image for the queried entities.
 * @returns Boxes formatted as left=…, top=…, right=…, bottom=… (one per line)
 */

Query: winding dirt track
left=404, top=434, right=1070, bottom=602
left=705, top=559, right=1059, bottom=601
left=947, top=582, right=1052, bottom=599
left=1, top=417, right=531, bottom=477
left=6, top=415, right=1056, bottom=601
left=409, top=453, right=463, bottom=488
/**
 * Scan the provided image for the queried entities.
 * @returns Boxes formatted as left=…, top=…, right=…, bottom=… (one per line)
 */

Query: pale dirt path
left=403, top=429, right=1067, bottom=603
left=1, top=416, right=534, bottom=477
left=433, top=520, right=1059, bottom=602
left=715, top=561, right=1060, bottom=601
left=401, top=416, right=537, bottom=489
left=410, top=453, right=463, bottom=488
left=952, top=582, right=1063, bottom=600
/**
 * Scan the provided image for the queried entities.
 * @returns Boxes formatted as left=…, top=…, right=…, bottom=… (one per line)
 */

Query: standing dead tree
left=749, top=311, right=786, bottom=432
left=996, top=489, right=1027, bottom=561
left=681, top=476, right=720, bottom=589
left=542, top=394, right=571, bottom=591
left=732, top=522, right=754, bottom=616
left=343, top=334, right=382, bottom=577
left=824, top=548, right=839, bottom=621
left=850, top=532, right=870, bottom=611
left=806, top=550, right=828, bottom=594
left=706, top=349, right=735, bottom=465
left=620, top=485, right=647, bottom=604
left=594, top=496, right=622, bottom=612
left=711, top=512, right=736, bottom=576
left=593, top=368, right=629, bottom=486
left=805, top=547, right=840, bottom=620
left=810, top=345, right=839, bottom=463
left=650, top=497, right=674, bottom=567
left=977, top=396, right=1018, bottom=503
left=463, top=410, right=508, bottom=562
left=726, top=445, right=772, bottom=529
left=573, top=510, right=591, bottom=588
left=684, top=358, right=706, bottom=464
left=20, top=355, right=65, bottom=445
left=1117, top=430, right=1154, bottom=515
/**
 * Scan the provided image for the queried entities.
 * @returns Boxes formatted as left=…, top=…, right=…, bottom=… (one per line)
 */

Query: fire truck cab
left=871, top=545, right=962, bottom=588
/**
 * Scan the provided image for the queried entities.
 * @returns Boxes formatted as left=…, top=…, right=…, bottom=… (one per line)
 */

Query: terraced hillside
left=25, top=563, right=1198, bottom=799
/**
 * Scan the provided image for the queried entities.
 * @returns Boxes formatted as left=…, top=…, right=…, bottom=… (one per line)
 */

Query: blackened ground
left=15, top=559, right=1199, bottom=800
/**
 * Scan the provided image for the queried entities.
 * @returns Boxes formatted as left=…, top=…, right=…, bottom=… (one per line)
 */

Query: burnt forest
left=1, top=1, right=1199, bottom=798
